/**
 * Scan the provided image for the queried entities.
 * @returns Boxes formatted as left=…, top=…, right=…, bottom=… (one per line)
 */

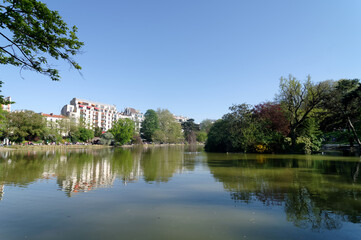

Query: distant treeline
left=139, top=109, right=211, bottom=144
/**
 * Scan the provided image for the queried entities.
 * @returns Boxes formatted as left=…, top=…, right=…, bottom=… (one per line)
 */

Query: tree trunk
left=347, top=117, right=361, bottom=147
left=347, top=127, right=354, bottom=147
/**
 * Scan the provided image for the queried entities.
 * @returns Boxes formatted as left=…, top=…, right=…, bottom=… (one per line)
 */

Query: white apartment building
left=61, top=98, right=119, bottom=131
left=61, top=98, right=144, bottom=132
left=122, top=107, right=144, bottom=131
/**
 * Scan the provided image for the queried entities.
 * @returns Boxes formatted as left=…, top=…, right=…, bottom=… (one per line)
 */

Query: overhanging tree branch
left=0, top=0, right=83, bottom=81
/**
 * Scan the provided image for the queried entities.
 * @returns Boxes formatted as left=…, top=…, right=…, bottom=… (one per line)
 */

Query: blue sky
left=2, top=0, right=361, bottom=122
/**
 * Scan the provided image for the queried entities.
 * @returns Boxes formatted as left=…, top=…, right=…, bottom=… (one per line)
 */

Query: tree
left=205, top=104, right=262, bottom=152
left=100, top=132, right=114, bottom=145
left=0, top=0, right=83, bottom=81
left=277, top=75, right=331, bottom=148
left=226, top=104, right=263, bottom=152
left=153, top=109, right=184, bottom=143
left=140, top=109, right=159, bottom=142
left=0, top=107, right=9, bottom=138
left=78, top=127, right=94, bottom=142
left=196, top=131, right=207, bottom=143
left=253, top=102, right=289, bottom=136
left=56, top=117, right=71, bottom=137
left=199, top=119, right=214, bottom=133
left=295, top=117, right=323, bottom=153
left=181, top=119, right=199, bottom=144
left=322, top=79, right=361, bottom=146
left=204, top=119, right=232, bottom=152
left=94, top=126, right=103, bottom=137
left=109, top=118, right=135, bottom=145
left=132, top=133, right=143, bottom=145
left=68, top=119, right=81, bottom=143
left=2, top=110, right=47, bottom=142
left=43, top=126, right=61, bottom=143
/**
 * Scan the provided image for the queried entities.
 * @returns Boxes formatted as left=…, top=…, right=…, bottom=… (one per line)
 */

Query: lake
left=0, top=146, right=360, bottom=240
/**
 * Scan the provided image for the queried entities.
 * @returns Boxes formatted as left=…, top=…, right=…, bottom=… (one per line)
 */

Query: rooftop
left=42, top=113, right=66, bottom=118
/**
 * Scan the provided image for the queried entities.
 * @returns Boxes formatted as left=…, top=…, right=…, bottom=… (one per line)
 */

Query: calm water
left=0, top=146, right=360, bottom=240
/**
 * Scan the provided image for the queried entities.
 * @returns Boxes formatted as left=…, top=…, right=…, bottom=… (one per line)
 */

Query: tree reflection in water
left=0, top=146, right=195, bottom=197
left=0, top=148, right=360, bottom=232
left=207, top=153, right=361, bottom=231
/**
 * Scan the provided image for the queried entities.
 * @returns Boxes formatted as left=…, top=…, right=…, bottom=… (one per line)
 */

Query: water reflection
left=0, top=146, right=195, bottom=197
left=0, top=183, right=3, bottom=201
left=0, top=148, right=361, bottom=234
left=141, top=147, right=185, bottom=182
left=207, top=153, right=361, bottom=230
left=56, top=153, right=116, bottom=197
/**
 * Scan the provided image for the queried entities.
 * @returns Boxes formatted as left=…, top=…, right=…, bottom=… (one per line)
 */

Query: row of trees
left=0, top=110, right=95, bottom=143
left=0, top=107, right=209, bottom=146
left=140, top=108, right=213, bottom=144
left=205, top=76, right=361, bottom=154
left=0, top=109, right=142, bottom=146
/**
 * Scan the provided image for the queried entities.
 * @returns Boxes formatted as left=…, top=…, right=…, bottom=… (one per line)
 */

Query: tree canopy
left=205, top=104, right=264, bottom=152
left=322, top=79, right=361, bottom=146
left=109, top=118, right=135, bottom=145
left=100, top=132, right=114, bottom=145
left=253, top=102, right=289, bottom=136
left=181, top=119, right=199, bottom=144
left=199, top=119, right=214, bottom=133
left=94, top=126, right=103, bottom=138
left=153, top=109, right=184, bottom=144
left=140, top=109, right=159, bottom=142
left=277, top=75, right=331, bottom=148
left=0, top=0, right=83, bottom=81
left=1, top=110, right=47, bottom=142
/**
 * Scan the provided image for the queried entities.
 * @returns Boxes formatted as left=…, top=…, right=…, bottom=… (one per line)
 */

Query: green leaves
left=109, top=119, right=135, bottom=145
left=1, top=110, right=47, bottom=142
left=277, top=75, right=332, bottom=148
left=0, top=0, right=83, bottom=80
left=152, top=109, right=184, bottom=144
left=140, top=109, right=159, bottom=142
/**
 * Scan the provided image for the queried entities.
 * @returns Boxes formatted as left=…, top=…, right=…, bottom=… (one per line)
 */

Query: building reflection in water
left=0, top=147, right=189, bottom=198
left=58, top=158, right=116, bottom=196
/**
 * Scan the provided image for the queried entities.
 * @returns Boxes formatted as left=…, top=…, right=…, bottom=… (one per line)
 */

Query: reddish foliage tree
left=253, top=102, right=290, bottom=136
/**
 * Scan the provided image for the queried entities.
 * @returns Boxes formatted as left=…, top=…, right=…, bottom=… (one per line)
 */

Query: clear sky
left=2, top=0, right=361, bottom=122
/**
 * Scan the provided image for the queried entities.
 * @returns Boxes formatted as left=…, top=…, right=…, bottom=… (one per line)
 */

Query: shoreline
left=0, top=143, right=205, bottom=152
left=120, top=143, right=204, bottom=148
left=0, top=145, right=112, bottom=151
